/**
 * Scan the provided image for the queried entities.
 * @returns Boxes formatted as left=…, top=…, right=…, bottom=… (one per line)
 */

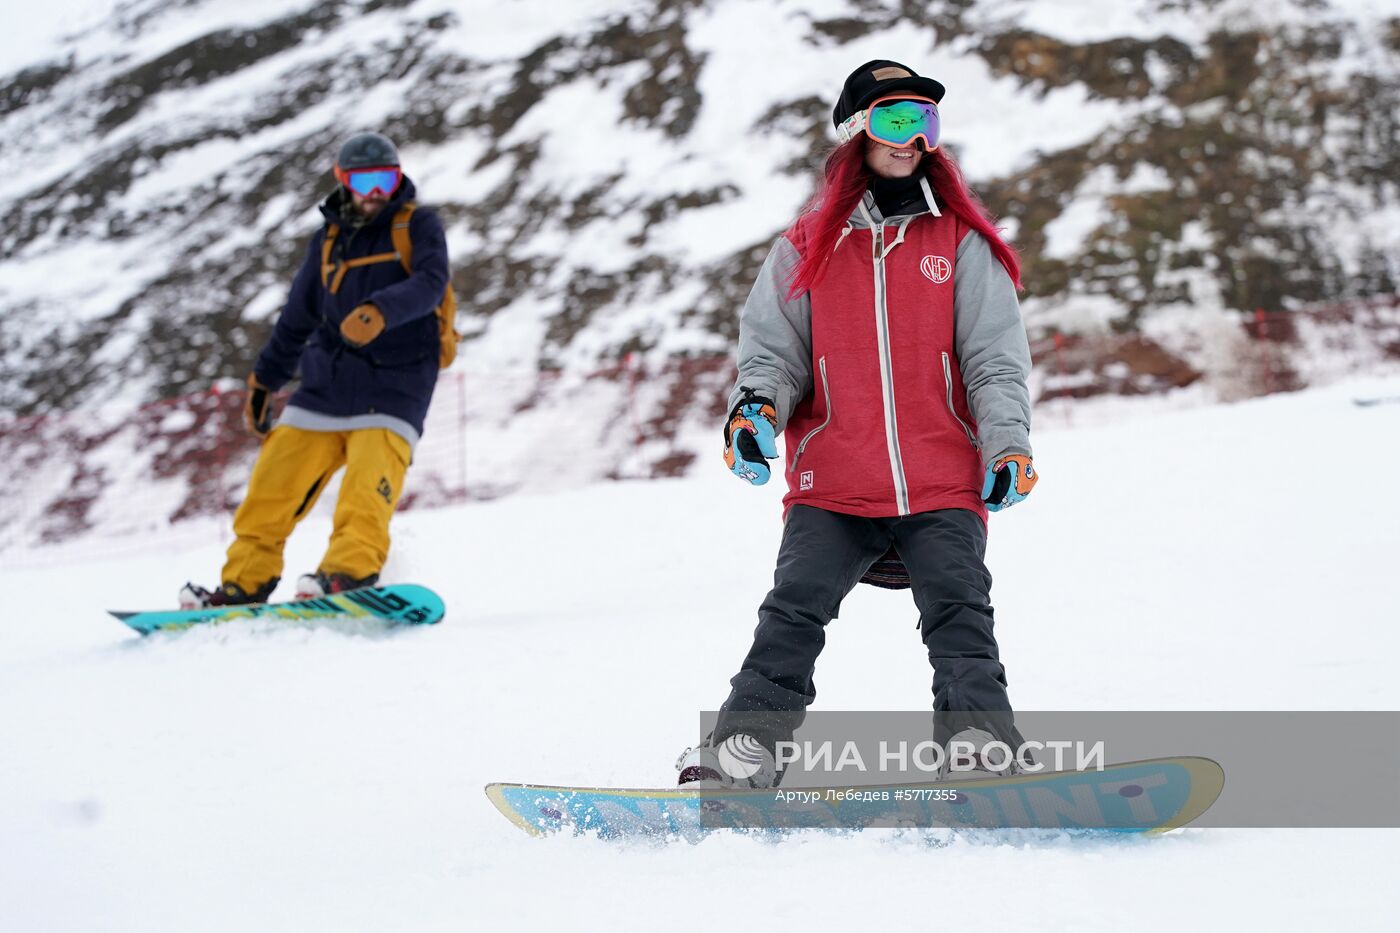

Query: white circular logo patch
left=716, top=734, right=768, bottom=779
left=921, top=254, right=952, bottom=284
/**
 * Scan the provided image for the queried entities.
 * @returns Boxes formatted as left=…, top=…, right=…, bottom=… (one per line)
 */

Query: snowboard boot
left=178, top=579, right=277, bottom=610
left=295, top=571, right=380, bottom=600
left=937, top=727, right=1025, bottom=780
left=675, top=733, right=777, bottom=789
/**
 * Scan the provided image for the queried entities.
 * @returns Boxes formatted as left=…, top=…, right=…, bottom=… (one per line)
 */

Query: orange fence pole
left=1254, top=308, right=1277, bottom=396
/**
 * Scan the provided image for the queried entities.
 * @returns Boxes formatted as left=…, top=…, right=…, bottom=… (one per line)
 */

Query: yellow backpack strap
left=390, top=202, right=416, bottom=274
left=320, top=223, right=340, bottom=288
left=319, top=219, right=403, bottom=294
left=386, top=201, right=459, bottom=369
left=331, top=251, right=401, bottom=293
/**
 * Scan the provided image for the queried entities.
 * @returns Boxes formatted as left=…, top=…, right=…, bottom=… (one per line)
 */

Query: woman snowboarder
left=678, top=60, right=1037, bottom=788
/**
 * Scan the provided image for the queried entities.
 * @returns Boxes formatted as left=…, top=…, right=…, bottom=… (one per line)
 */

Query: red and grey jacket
left=731, top=177, right=1031, bottom=521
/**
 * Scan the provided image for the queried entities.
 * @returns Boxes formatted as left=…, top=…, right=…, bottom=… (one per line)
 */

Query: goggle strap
left=837, top=110, right=866, bottom=144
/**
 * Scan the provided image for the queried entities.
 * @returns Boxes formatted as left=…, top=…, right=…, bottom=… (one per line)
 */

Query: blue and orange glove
left=982, top=453, right=1037, bottom=511
left=723, top=390, right=779, bottom=485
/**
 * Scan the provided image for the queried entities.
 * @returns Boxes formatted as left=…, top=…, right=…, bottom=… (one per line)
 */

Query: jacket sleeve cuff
left=252, top=366, right=288, bottom=393
left=978, top=430, right=1031, bottom=470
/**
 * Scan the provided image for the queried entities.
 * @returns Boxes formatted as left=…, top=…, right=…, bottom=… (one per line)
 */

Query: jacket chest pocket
left=941, top=351, right=979, bottom=449
left=790, top=355, right=834, bottom=473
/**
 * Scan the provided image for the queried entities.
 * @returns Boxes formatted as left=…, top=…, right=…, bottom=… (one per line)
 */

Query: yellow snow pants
left=221, top=426, right=411, bottom=591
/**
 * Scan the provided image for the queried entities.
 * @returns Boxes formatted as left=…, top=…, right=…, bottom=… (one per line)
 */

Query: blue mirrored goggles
left=337, top=167, right=402, bottom=198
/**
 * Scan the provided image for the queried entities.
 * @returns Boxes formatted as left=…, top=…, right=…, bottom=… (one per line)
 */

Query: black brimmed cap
left=832, top=60, right=946, bottom=127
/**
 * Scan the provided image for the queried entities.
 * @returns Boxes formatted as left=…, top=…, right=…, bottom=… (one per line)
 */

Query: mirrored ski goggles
left=836, top=95, right=940, bottom=150
left=335, top=166, right=402, bottom=198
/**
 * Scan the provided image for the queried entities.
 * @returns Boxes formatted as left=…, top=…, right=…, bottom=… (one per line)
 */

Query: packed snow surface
left=3, top=377, right=1399, bottom=930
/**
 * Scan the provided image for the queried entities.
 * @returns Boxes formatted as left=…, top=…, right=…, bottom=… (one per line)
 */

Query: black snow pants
left=713, top=504, right=1022, bottom=752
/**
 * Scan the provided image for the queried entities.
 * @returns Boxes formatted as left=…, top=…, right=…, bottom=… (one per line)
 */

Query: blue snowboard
left=486, top=756, right=1224, bottom=838
left=109, top=583, right=444, bottom=635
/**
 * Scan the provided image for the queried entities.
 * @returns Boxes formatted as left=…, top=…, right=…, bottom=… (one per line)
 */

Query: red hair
left=785, top=140, right=1022, bottom=299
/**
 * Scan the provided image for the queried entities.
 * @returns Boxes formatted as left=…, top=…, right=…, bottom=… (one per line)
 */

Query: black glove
left=244, top=373, right=273, bottom=437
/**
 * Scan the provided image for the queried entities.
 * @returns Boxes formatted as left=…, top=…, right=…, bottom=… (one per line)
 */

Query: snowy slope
left=2, top=376, right=1399, bottom=931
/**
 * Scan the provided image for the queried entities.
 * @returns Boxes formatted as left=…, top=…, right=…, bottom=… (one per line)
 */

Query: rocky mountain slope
left=0, top=0, right=1395, bottom=490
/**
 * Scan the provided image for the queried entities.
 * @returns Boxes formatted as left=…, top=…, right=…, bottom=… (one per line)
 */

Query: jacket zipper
left=789, top=355, right=833, bottom=474
left=941, top=351, right=980, bottom=448
left=863, top=207, right=911, bottom=516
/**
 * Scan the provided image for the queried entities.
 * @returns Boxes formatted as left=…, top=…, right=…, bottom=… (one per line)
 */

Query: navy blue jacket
left=254, top=177, right=448, bottom=435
